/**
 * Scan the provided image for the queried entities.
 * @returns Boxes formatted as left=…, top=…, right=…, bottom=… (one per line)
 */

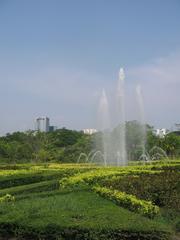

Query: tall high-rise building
left=35, top=117, right=50, bottom=132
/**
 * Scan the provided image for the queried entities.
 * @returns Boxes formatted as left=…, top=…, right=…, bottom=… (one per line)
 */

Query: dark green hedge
left=0, top=179, right=60, bottom=196
left=0, top=222, right=170, bottom=240
left=100, top=170, right=180, bottom=210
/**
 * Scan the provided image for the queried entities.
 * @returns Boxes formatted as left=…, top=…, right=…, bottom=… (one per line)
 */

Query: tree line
left=0, top=121, right=179, bottom=163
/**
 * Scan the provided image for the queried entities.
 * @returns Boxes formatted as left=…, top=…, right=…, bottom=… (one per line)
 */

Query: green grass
left=0, top=191, right=172, bottom=239
left=0, top=160, right=179, bottom=239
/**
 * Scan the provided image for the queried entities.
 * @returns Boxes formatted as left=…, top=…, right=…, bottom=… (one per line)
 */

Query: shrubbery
left=0, top=165, right=94, bottom=190
left=0, top=222, right=170, bottom=240
left=93, top=186, right=159, bottom=218
left=59, top=162, right=179, bottom=218
left=0, top=194, right=15, bottom=203
left=100, top=170, right=180, bottom=210
left=0, top=162, right=179, bottom=239
left=59, top=167, right=162, bottom=189
left=59, top=167, right=163, bottom=218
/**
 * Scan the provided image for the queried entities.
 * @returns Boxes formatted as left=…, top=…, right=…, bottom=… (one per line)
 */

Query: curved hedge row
left=59, top=168, right=160, bottom=218
left=0, top=179, right=59, bottom=197
left=99, top=171, right=180, bottom=210
left=59, top=168, right=161, bottom=189
left=93, top=186, right=159, bottom=218
left=0, top=167, right=93, bottom=190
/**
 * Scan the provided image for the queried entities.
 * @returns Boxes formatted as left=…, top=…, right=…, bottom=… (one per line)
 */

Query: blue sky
left=0, top=0, right=180, bottom=134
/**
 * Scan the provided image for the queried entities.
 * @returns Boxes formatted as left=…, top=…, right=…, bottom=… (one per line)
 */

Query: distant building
left=35, top=117, right=50, bottom=132
left=154, top=128, right=168, bottom=138
left=83, top=129, right=97, bottom=135
left=49, top=126, right=57, bottom=132
left=174, top=123, right=180, bottom=131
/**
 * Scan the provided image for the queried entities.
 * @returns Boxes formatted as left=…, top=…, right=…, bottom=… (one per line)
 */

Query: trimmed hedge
left=93, top=186, right=159, bottom=218
left=0, top=162, right=178, bottom=239
left=0, top=222, right=170, bottom=240
left=100, top=170, right=180, bottom=210
left=0, top=167, right=92, bottom=189
left=59, top=168, right=161, bottom=189
left=0, top=179, right=59, bottom=196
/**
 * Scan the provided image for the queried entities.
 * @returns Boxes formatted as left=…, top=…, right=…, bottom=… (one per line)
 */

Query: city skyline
left=0, top=1, right=180, bottom=135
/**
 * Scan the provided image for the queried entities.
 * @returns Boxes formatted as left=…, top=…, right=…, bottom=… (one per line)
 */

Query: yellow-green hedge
left=93, top=186, right=159, bottom=218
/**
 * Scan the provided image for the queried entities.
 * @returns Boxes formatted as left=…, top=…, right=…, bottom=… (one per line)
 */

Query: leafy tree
left=0, top=124, right=179, bottom=164
left=161, top=133, right=180, bottom=157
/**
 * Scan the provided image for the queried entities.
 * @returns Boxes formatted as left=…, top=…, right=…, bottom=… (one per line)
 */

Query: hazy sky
left=0, top=0, right=180, bottom=135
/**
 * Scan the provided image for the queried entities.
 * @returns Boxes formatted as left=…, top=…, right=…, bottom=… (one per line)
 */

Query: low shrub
left=93, top=186, right=159, bottom=218
left=0, top=194, right=15, bottom=203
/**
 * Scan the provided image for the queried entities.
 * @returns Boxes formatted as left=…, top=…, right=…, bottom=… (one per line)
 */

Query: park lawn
left=0, top=190, right=172, bottom=239
left=0, top=161, right=179, bottom=239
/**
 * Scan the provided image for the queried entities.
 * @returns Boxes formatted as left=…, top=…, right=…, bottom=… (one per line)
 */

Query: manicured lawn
left=0, top=161, right=179, bottom=239
left=0, top=190, right=172, bottom=239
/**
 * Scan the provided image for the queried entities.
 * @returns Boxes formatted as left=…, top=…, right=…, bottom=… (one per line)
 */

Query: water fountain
left=116, top=68, right=127, bottom=165
left=95, top=68, right=127, bottom=166
left=97, top=89, right=111, bottom=166
left=136, top=84, right=147, bottom=159
left=77, top=150, right=105, bottom=165
left=77, top=68, right=168, bottom=166
left=139, top=146, right=169, bottom=162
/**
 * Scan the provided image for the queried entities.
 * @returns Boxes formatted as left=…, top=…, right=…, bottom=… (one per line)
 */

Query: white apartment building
left=154, top=128, right=168, bottom=138
left=83, top=129, right=97, bottom=135
left=35, top=117, right=50, bottom=132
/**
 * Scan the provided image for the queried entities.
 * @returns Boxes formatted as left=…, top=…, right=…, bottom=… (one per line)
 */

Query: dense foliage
left=0, top=128, right=92, bottom=163
left=100, top=171, right=180, bottom=210
left=59, top=161, right=180, bottom=213
left=0, top=121, right=179, bottom=164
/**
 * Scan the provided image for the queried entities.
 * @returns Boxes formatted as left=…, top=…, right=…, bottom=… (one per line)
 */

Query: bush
left=93, top=186, right=159, bottom=218
left=100, top=170, right=180, bottom=210
left=0, top=194, right=15, bottom=203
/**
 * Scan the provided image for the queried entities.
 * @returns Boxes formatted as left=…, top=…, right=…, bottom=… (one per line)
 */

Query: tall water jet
left=79, top=68, right=168, bottom=166
left=136, top=84, right=146, bottom=159
left=98, top=89, right=111, bottom=166
left=116, top=68, right=127, bottom=165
